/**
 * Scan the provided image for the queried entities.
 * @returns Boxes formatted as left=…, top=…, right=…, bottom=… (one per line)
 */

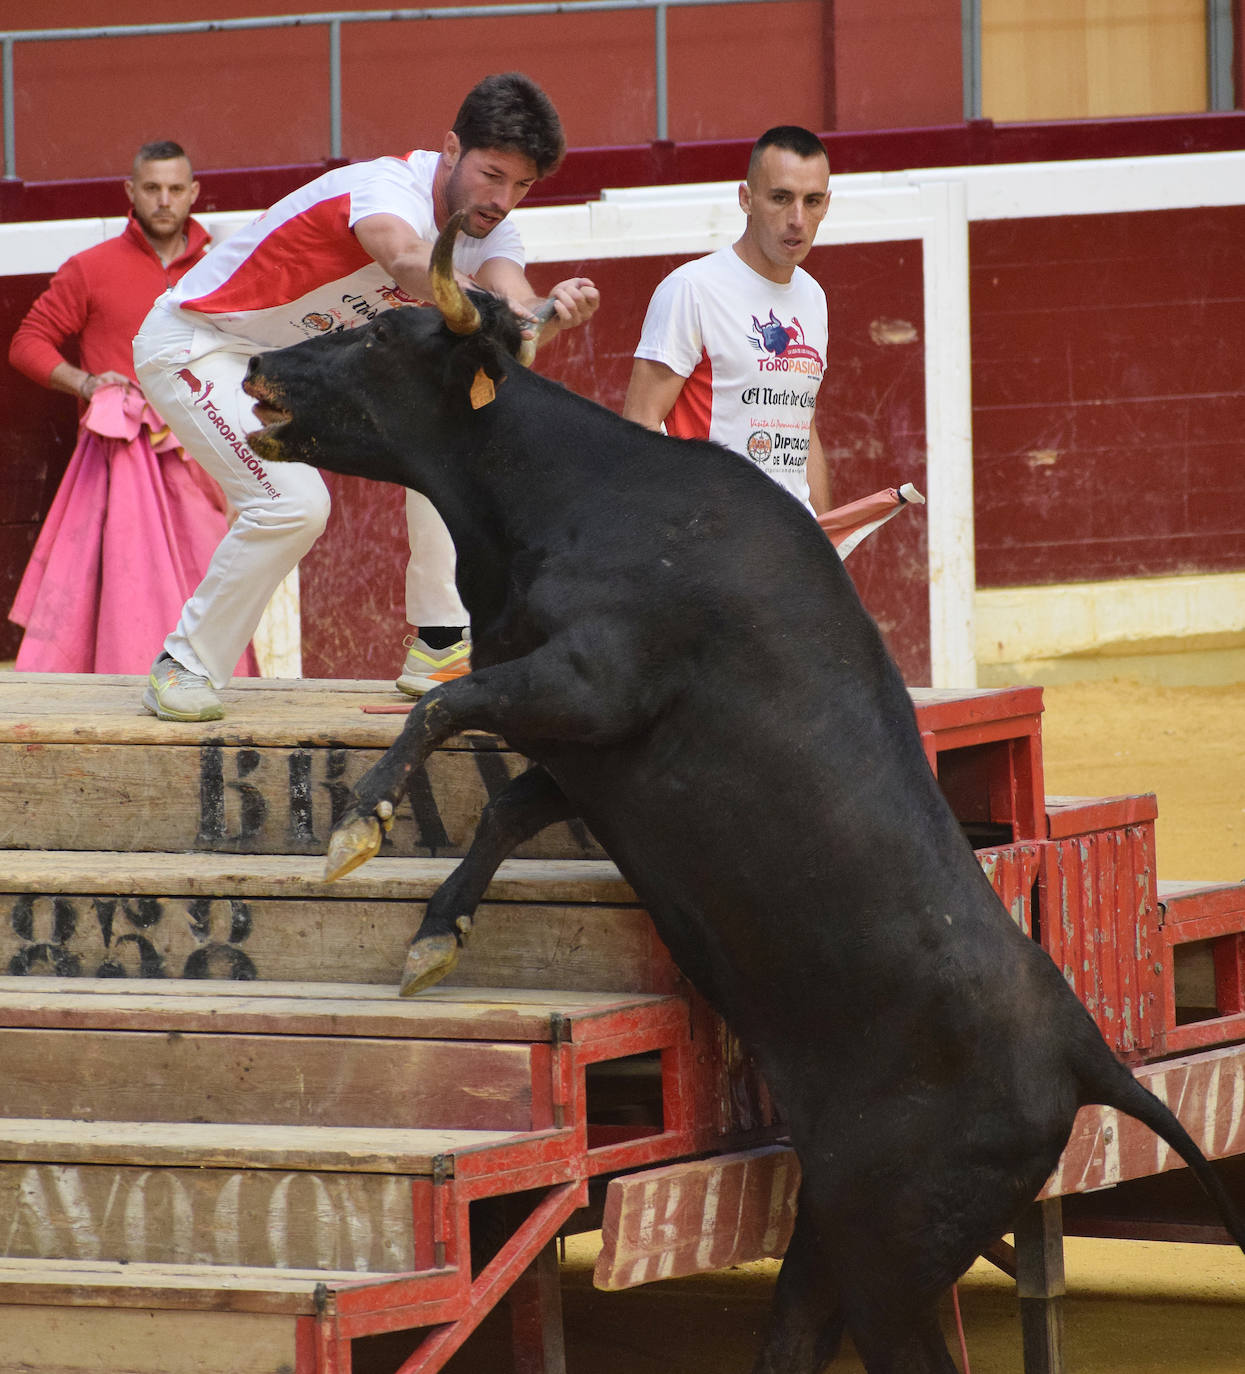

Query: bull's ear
left=469, top=368, right=496, bottom=409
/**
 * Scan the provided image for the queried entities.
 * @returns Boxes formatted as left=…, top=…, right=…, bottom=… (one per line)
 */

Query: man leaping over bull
left=134, top=72, right=599, bottom=722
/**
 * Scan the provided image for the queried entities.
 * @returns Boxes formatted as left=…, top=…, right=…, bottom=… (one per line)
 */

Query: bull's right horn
left=431, top=209, right=481, bottom=335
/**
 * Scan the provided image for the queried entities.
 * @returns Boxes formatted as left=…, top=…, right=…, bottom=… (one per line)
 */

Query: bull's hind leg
left=751, top=1203, right=845, bottom=1374
left=403, top=765, right=578, bottom=994
left=848, top=1309, right=957, bottom=1374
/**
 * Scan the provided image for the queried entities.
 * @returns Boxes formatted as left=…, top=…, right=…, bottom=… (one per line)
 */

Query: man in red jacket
left=11, top=140, right=208, bottom=402
left=7, top=141, right=251, bottom=676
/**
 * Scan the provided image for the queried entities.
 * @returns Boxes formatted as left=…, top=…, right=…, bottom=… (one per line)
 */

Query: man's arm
left=621, top=357, right=688, bottom=431
left=9, top=260, right=130, bottom=401
left=353, top=213, right=464, bottom=302
left=807, top=413, right=832, bottom=515
left=474, top=257, right=599, bottom=349
left=354, top=213, right=598, bottom=351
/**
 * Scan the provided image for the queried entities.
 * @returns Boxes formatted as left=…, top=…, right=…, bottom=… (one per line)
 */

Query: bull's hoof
left=325, top=814, right=383, bottom=881
left=399, top=933, right=460, bottom=996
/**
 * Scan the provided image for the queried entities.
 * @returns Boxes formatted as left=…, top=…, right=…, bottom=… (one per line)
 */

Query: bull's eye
left=373, top=318, right=392, bottom=344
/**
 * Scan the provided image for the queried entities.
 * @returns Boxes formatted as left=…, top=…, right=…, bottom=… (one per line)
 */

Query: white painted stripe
left=695, top=1166, right=723, bottom=1271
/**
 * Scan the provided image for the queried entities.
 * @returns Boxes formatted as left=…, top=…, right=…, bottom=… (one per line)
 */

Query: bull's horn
left=431, top=209, right=481, bottom=335
left=517, top=297, right=560, bottom=367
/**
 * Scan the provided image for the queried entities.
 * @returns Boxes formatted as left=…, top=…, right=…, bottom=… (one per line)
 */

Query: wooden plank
left=977, top=841, right=1041, bottom=936
left=0, top=1159, right=418, bottom=1272
left=0, top=1301, right=300, bottom=1374
left=0, top=1255, right=348, bottom=1310
left=1158, top=878, right=1245, bottom=927
left=1045, top=793, right=1158, bottom=839
left=1038, top=825, right=1161, bottom=1055
left=0, top=739, right=600, bottom=859
left=0, top=893, right=677, bottom=993
left=0, top=674, right=466, bottom=748
left=2, top=676, right=1024, bottom=744
left=0, top=1027, right=538, bottom=1131
left=0, top=852, right=637, bottom=904
left=0, top=1118, right=526, bottom=1173
left=1039, top=1042, right=1245, bottom=1197
left=0, top=976, right=679, bottom=1043
left=594, top=1146, right=799, bottom=1290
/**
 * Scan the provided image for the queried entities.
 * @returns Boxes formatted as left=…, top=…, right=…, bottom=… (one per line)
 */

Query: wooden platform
left=1, top=672, right=1243, bottom=1374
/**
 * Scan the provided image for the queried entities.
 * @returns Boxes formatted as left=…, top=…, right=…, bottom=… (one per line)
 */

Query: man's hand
left=47, top=360, right=133, bottom=402
left=82, top=370, right=133, bottom=400
left=545, top=276, right=599, bottom=331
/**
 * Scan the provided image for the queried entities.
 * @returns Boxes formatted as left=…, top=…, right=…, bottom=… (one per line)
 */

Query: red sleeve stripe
left=664, top=350, right=714, bottom=440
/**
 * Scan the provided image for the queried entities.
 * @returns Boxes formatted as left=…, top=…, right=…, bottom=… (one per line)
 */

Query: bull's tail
left=1082, top=1045, right=1245, bottom=1253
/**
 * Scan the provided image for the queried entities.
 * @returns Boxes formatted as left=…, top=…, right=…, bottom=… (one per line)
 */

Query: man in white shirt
left=623, top=126, right=832, bottom=516
left=134, top=73, right=598, bottom=721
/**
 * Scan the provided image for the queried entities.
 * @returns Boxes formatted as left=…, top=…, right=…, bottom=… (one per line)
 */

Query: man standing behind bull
left=623, top=125, right=832, bottom=516
left=134, top=72, right=598, bottom=722
left=8, top=141, right=246, bottom=676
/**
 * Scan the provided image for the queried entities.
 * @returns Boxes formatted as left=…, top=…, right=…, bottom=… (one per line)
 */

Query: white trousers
left=134, top=301, right=467, bottom=688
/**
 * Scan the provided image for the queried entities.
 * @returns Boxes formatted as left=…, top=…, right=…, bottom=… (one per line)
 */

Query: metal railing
left=0, top=0, right=796, bottom=181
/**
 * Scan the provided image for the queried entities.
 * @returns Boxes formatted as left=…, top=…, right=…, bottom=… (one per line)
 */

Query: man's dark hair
left=452, top=73, right=565, bottom=178
left=133, top=140, right=191, bottom=174
left=747, top=126, right=828, bottom=181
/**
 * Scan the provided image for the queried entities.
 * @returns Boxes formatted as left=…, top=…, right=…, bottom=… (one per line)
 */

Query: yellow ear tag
left=469, top=368, right=496, bottom=409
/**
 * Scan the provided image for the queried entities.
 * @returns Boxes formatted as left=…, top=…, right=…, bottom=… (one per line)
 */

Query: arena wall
left=2, top=124, right=1243, bottom=684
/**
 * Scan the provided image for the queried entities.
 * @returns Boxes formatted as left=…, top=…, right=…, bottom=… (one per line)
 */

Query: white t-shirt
left=169, top=150, right=525, bottom=346
left=634, top=245, right=827, bottom=510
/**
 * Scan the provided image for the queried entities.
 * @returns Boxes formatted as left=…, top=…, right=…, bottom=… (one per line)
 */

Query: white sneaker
left=395, top=633, right=472, bottom=697
left=142, top=653, right=223, bottom=722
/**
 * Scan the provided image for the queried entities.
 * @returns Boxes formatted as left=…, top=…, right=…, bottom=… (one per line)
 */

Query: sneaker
left=142, top=652, right=223, bottom=722
left=396, top=633, right=472, bottom=697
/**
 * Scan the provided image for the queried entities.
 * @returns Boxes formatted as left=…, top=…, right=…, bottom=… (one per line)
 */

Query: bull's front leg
left=404, top=764, right=579, bottom=995
left=326, top=693, right=464, bottom=880
left=331, top=636, right=650, bottom=879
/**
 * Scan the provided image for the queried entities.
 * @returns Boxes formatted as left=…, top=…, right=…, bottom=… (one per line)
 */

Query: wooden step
left=1, top=676, right=1053, bottom=857
left=0, top=1116, right=563, bottom=1274
left=0, top=853, right=677, bottom=993
left=0, top=1258, right=333, bottom=1374
left=0, top=976, right=681, bottom=1042
left=0, top=674, right=600, bottom=860
left=0, top=1025, right=543, bottom=1130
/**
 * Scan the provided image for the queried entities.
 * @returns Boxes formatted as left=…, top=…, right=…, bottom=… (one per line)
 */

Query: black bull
left=243, top=232, right=1245, bottom=1373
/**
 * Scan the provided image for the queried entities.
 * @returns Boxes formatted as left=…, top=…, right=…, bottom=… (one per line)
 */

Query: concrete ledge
left=976, top=572, right=1245, bottom=686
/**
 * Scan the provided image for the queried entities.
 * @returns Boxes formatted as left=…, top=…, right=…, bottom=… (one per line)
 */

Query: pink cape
left=817, top=483, right=925, bottom=559
left=10, top=384, right=259, bottom=676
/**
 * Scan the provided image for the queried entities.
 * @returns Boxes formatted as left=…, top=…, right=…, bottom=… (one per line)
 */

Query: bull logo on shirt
left=175, top=366, right=204, bottom=396
left=747, top=310, right=824, bottom=376
left=750, top=309, right=797, bottom=355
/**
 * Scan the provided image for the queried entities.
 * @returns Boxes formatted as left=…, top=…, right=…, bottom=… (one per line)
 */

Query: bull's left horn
left=517, top=297, right=560, bottom=367
left=431, top=209, right=481, bottom=336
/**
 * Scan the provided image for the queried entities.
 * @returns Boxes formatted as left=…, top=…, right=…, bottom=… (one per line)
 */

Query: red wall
left=971, top=207, right=1245, bottom=587
left=3, top=0, right=835, bottom=184
left=831, top=0, right=963, bottom=131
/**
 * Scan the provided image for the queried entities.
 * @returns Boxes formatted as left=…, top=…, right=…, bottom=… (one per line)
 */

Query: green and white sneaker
left=396, top=633, right=472, bottom=697
left=143, top=652, right=223, bottom=722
